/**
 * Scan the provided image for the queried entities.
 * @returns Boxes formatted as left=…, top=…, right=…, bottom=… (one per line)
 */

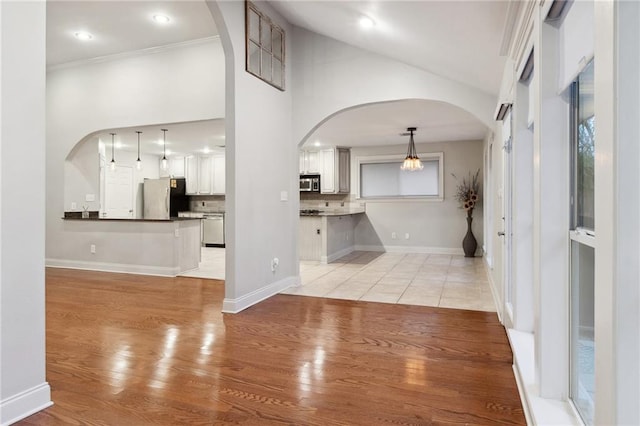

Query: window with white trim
left=356, top=153, right=444, bottom=200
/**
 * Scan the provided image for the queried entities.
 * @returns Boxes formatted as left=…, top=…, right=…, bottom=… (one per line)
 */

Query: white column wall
left=594, top=0, right=640, bottom=423
left=0, top=2, right=52, bottom=424
left=207, top=1, right=298, bottom=312
left=612, top=2, right=640, bottom=423
left=533, top=10, right=570, bottom=399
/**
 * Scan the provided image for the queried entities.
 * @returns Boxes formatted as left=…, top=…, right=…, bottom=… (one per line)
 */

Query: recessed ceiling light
left=314, top=141, right=321, bottom=147
left=359, top=16, right=375, bottom=29
left=153, top=14, right=171, bottom=24
left=203, top=147, right=210, bottom=154
left=74, top=31, right=93, bottom=41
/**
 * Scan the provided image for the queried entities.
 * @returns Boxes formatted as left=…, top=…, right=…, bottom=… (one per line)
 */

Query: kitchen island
left=299, top=207, right=365, bottom=263
left=50, top=217, right=202, bottom=276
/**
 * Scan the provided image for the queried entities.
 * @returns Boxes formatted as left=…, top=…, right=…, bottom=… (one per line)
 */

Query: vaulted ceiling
left=47, top=1, right=509, bottom=152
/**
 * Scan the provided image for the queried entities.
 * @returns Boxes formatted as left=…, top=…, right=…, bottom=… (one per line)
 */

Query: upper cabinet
left=185, top=154, right=225, bottom=195
left=337, top=148, right=351, bottom=193
left=212, top=155, right=225, bottom=194
left=299, top=150, right=320, bottom=174
left=319, top=147, right=350, bottom=194
left=300, top=147, right=350, bottom=193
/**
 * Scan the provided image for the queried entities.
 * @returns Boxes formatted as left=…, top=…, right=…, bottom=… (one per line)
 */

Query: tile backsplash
left=189, top=196, right=225, bottom=213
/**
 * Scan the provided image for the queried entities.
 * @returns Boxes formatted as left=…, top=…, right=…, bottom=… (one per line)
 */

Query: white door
left=104, top=165, right=133, bottom=218
left=502, top=111, right=514, bottom=323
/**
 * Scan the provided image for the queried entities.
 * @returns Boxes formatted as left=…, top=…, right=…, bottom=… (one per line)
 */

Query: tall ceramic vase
left=462, top=211, right=477, bottom=257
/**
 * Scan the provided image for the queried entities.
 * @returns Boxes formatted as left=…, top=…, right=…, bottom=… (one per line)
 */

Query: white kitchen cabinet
left=299, top=150, right=320, bottom=174
left=198, top=156, right=213, bottom=194
left=185, top=155, right=198, bottom=194
left=320, top=149, right=335, bottom=193
left=185, top=155, right=214, bottom=195
left=320, top=147, right=350, bottom=194
left=212, top=154, right=225, bottom=194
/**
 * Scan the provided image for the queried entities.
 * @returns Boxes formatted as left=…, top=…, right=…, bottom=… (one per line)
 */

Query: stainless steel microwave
left=300, top=174, right=320, bottom=192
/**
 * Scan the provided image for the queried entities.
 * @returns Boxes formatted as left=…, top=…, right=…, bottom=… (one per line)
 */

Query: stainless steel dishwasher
left=202, top=213, right=225, bottom=247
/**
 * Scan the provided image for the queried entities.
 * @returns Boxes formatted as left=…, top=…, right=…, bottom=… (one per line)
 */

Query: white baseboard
left=322, top=246, right=355, bottom=264
left=222, top=276, right=298, bottom=314
left=1, top=382, right=52, bottom=426
left=354, top=244, right=468, bottom=255
left=45, top=258, right=180, bottom=277
left=483, top=260, right=502, bottom=324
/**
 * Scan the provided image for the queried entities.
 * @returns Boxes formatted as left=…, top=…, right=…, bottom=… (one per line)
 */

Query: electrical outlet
left=271, top=257, right=279, bottom=272
left=71, top=202, right=77, bottom=210
left=405, top=233, right=410, bottom=240
left=90, top=244, right=96, bottom=254
left=391, top=232, right=397, bottom=239
left=174, top=229, right=180, bottom=237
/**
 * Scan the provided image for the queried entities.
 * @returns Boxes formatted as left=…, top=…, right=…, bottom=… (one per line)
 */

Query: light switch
left=280, top=191, right=288, bottom=201
left=85, top=194, right=95, bottom=202
left=71, top=202, right=77, bottom=210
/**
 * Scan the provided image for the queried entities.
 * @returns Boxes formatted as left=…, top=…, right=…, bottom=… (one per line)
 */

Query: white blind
left=361, top=160, right=439, bottom=197
left=558, top=0, right=594, bottom=92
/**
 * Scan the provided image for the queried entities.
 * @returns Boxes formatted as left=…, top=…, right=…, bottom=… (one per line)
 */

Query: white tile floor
left=282, top=251, right=496, bottom=312
left=180, top=249, right=496, bottom=313
left=179, top=247, right=225, bottom=279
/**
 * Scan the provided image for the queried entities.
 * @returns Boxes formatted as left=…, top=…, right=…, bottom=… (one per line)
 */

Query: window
left=569, top=60, right=595, bottom=426
left=246, top=1, right=285, bottom=90
left=356, top=153, right=443, bottom=200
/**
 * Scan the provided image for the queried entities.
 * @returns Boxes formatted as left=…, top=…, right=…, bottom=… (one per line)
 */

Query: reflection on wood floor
left=20, top=268, right=525, bottom=425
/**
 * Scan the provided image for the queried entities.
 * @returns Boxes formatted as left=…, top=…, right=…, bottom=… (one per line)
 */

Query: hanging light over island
left=161, top=128, right=168, bottom=171
left=135, top=131, right=143, bottom=170
left=109, top=132, right=117, bottom=171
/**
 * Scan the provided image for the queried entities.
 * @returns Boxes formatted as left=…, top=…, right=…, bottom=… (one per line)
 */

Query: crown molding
left=47, top=36, right=220, bottom=72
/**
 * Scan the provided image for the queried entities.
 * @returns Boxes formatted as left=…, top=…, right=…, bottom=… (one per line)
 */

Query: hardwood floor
left=20, top=268, right=525, bottom=425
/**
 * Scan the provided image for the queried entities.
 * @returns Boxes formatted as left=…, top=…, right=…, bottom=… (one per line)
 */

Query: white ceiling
left=48, top=1, right=504, bottom=154
left=46, top=0, right=218, bottom=66
left=270, top=0, right=509, bottom=96
left=96, top=119, right=225, bottom=158
left=304, top=99, right=487, bottom=148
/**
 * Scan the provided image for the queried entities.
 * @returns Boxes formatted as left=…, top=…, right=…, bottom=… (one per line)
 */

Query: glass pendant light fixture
left=400, top=127, right=423, bottom=171
left=161, top=128, right=168, bottom=171
left=135, top=131, right=143, bottom=170
left=109, top=132, right=117, bottom=171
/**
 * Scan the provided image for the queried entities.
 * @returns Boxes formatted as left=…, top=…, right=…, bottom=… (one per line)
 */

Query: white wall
left=207, top=1, right=298, bottom=312
left=291, top=26, right=496, bottom=146
left=0, top=2, right=52, bottom=424
left=352, top=140, right=484, bottom=254
left=46, top=38, right=224, bottom=267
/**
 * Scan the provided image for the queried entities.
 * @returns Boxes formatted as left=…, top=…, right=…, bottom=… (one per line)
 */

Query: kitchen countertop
left=62, top=217, right=202, bottom=222
left=300, top=207, right=366, bottom=217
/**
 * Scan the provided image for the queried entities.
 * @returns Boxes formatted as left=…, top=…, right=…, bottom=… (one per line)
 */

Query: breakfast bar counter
left=50, top=217, right=201, bottom=276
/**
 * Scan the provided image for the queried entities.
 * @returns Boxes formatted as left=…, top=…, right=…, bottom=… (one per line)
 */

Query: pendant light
left=135, top=131, right=143, bottom=170
left=109, top=132, right=116, bottom=171
left=161, top=128, right=168, bottom=171
left=400, top=127, right=423, bottom=171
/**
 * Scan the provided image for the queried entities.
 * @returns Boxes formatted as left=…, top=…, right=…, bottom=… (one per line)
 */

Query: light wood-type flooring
left=19, top=268, right=525, bottom=425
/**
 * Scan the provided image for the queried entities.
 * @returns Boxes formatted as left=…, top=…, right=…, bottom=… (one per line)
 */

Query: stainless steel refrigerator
left=143, top=178, right=189, bottom=219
